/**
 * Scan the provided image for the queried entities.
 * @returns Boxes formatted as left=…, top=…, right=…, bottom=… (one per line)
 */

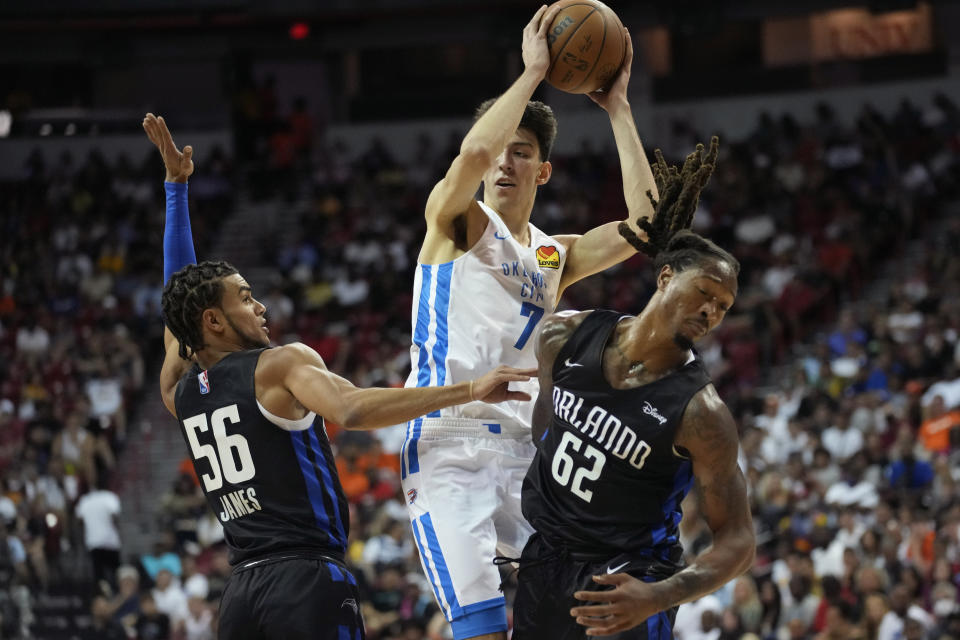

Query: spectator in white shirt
left=75, top=474, right=122, bottom=591
left=822, top=412, right=864, bottom=462
left=877, top=584, right=934, bottom=640
left=153, top=567, right=189, bottom=630
left=361, top=518, right=413, bottom=570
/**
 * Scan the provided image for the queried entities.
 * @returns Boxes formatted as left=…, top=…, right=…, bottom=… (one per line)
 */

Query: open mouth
left=495, top=179, right=515, bottom=189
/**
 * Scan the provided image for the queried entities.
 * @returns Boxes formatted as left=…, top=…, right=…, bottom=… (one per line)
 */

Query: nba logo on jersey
left=198, top=370, right=210, bottom=395
left=407, top=488, right=417, bottom=504
left=536, top=245, right=560, bottom=269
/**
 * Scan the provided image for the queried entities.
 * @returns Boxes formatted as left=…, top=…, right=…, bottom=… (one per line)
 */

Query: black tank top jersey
left=522, top=310, right=713, bottom=562
left=173, top=349, right=349, bottom=565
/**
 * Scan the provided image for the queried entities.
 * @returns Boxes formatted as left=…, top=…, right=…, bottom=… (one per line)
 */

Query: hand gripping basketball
left=544, top=0, right=627, bottom=94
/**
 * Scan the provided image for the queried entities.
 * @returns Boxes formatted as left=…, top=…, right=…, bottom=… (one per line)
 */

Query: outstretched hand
left=143, top=113, right=194, bottom=183
left=588, top=28, right=633, bottom=113
left=570, top=573, right=661, bottom=636
left=471, top=366, right=537, bottom=404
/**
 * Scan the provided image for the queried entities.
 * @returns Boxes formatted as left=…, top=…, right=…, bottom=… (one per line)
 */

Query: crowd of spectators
left=0, top=89, right=958, bottom=639
left=0, top=141, right=233, bottom=637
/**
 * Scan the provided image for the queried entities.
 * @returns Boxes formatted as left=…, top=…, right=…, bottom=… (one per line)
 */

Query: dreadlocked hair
left=161, top=260, right=239, bottom=360
left=618, top=136, right=720, bottom=259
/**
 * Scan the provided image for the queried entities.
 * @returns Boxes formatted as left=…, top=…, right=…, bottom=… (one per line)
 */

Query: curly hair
left=619, top=136, right=738, bottom=275
left=161, top=261, right=239, bottom=360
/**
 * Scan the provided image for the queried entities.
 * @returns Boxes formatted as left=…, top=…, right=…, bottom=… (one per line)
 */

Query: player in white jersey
left=401, top=7, right=660, bottom=639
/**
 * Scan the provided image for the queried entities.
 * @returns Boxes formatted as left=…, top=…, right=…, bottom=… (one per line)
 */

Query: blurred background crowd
left=2, top=1, right=960, bottom=639
left=2, top=88, right=959, bottom=640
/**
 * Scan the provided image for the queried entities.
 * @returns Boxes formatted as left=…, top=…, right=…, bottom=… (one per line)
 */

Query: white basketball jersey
left=404, top=201, right=567, bottom=429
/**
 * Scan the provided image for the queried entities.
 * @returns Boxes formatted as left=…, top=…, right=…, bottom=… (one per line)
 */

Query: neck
left=617, top=313, right=690, bottom=374
left=483, top=194, right=534, bottom=244
left=504, top=216, right=530, bottom=244
left=195, top=346, right=238, bottom=370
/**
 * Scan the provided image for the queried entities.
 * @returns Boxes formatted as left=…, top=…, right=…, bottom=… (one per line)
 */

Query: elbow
left=736, top=530, right=757, bottom=576
left=717, top=525, right=756, bottom=578
left=337, top=409, right=364, bottom=431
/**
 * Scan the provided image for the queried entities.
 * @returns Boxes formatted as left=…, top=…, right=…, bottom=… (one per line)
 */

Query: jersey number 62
left=550, top=431, right=606, bottom=503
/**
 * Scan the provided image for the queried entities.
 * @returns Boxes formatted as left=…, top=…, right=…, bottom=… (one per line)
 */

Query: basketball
left=544, top=0, right=626, bottom=94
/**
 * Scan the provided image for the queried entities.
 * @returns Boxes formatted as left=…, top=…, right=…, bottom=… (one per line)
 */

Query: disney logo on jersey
left=536, top=245, right=560, bottom=269
left=198, top=370, right=210, bottom=394
left=643, top=401, right=667, bottom=425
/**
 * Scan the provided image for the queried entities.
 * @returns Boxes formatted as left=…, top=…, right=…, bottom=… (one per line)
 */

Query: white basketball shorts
left=400, top=417, right=536, bottom=639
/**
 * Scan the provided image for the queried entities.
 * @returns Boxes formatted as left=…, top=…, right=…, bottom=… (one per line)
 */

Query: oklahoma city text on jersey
left=502, top=260, right=548, bottom=302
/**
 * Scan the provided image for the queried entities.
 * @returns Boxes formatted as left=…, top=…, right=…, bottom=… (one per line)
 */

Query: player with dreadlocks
left=509, top=136, right=755, bottom=640
left=144, top=113, right=535, bottom=640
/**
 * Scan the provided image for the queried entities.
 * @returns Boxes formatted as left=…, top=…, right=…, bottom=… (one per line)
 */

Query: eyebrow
left=238, top=286, right=252, bottom=295
left=700, top=274, right=724, bottom=283
left=509, top=141, right=535, bottom=149
left=698, top=276, right=737, bottom=300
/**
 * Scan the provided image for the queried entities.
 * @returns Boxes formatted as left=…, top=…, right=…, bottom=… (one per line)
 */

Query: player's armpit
left=420, top=190, right=488, bottom=262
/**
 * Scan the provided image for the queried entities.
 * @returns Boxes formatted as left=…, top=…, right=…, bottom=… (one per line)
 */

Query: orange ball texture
left=545, top=0, right=626, bottom=94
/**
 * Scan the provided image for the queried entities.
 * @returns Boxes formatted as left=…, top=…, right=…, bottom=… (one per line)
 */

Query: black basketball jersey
left=173, top=349, right=349, bottom=565
left=522, top=310, right=713, bottom=561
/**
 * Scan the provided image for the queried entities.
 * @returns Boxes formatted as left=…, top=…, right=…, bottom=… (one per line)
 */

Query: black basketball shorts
left=512, top=534, right=679, bottom=640
left=219, top=554, right=365, bottom=640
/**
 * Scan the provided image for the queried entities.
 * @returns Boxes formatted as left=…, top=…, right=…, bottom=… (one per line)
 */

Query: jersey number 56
left=183, top=404, right=257, bottom=492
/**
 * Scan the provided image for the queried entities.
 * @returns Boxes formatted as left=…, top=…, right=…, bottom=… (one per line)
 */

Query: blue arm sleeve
left=163, top=181, right=197, bottom=284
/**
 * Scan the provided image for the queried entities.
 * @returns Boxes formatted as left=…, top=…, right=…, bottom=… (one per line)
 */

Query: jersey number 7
left=514, top=301, right=545, bottom=350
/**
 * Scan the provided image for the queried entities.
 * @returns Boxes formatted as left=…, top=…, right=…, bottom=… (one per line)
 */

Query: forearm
left=461, top=68, right=543, bottom=157
left=163, top=182, right=197, bottom=284
left=339, top=383, right=474, bottom=430
left=608, top=103, right=657, bottom=222
left=651, top=532, right=755, bottom=610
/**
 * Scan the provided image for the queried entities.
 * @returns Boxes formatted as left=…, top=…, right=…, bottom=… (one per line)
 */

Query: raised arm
left=144, top=113, right=199, bottom=417
left=420, top=5, right=558, bottom=258
left=555, top=32, right=659, bottom=299
left=271, top=343, right=535, bottom=430
left=570, top=385, right=754, bottom=635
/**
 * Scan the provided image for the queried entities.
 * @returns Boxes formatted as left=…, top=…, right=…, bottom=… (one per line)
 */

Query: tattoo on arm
left=652, top=388, right=754, bottom=609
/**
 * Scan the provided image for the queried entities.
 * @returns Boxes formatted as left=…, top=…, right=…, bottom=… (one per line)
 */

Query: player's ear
left=202, top=307, right=226, bottom=335
left=536, top=160, right=552, bottom=186
left=656, top=265, right=674, bottom=291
